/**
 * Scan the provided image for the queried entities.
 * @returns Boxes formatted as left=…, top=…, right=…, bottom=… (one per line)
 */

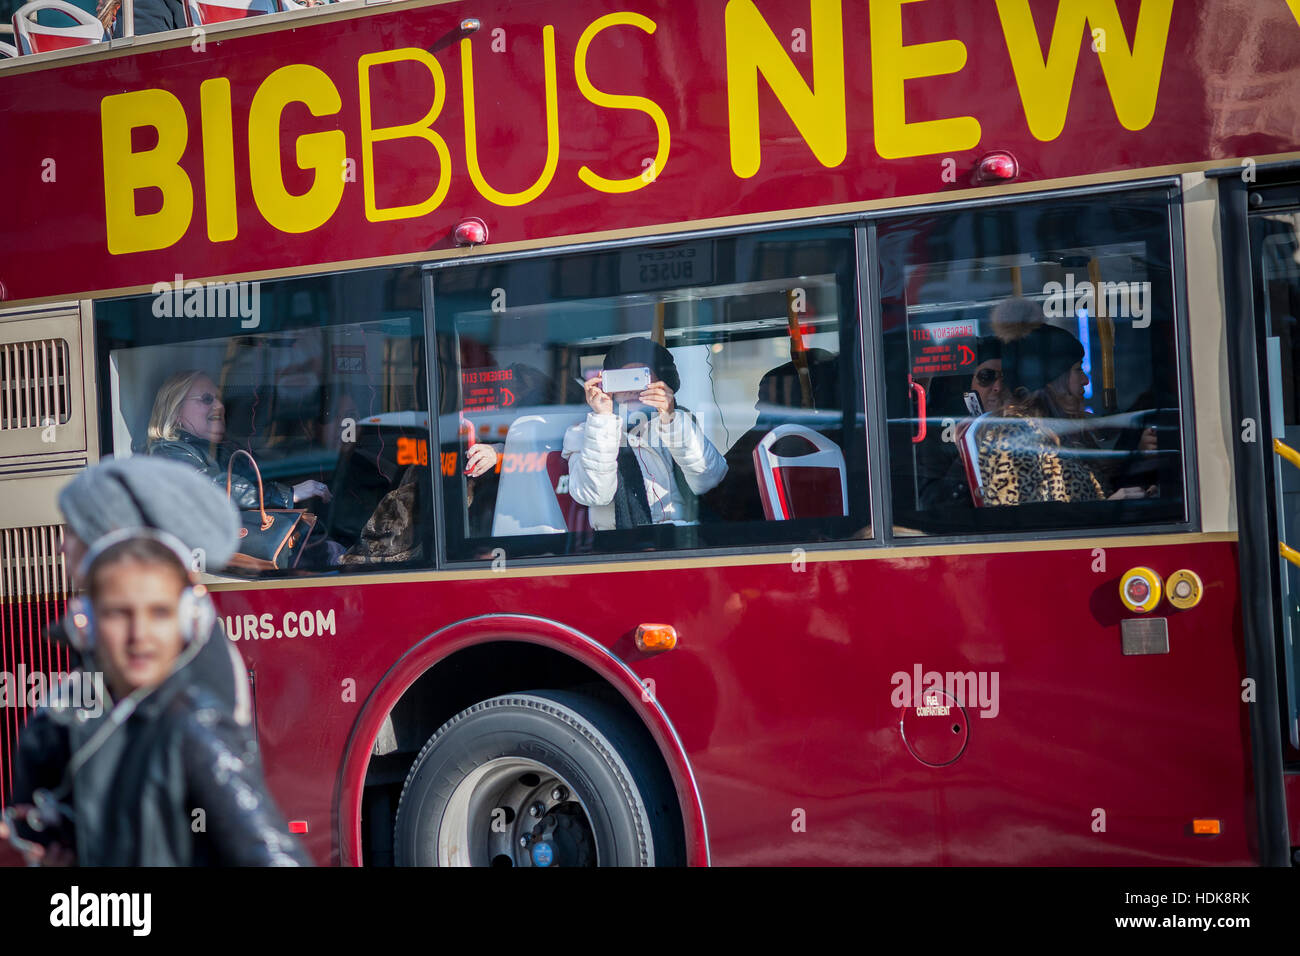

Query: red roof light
left=975, top=152, right=1019, bottom=183
left=454, top=217, right=489, bottom=246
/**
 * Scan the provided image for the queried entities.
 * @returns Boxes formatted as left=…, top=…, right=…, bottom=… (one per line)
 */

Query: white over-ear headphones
left=66, top=527, right=214, bottom=654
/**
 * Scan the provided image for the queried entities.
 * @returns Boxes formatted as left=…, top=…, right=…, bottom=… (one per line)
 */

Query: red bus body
left=2, top=0, right=1300, bottom=866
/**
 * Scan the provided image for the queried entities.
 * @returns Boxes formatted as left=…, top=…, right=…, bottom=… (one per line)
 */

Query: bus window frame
left=89, top=263, right=435, bottom=581
left=424, top=224, right=872, bottom=569
left=862, top=176, right=1201, bottom=547
left=84, top=176, right=1201, bottom=580
left=421, top=176, right=1200, bottom=571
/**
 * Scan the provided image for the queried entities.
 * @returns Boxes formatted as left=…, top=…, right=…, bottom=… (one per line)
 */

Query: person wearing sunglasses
left=145, top=370, right=330, bottom=511
left=967, top=355, right=1007, bottom=416
left=978, top=299, right=1155, bottom=505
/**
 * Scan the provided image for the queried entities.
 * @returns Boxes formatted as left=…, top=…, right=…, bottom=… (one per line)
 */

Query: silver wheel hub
left=438, top=757, right=598, bottom=867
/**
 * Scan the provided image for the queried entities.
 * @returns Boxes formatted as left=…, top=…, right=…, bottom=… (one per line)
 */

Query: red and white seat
left=13, top=1, right=108, bottom=56
left=184, top=0, right=279, bottom=27
left=954, top=412, right=992, bottom=507
left=0, top=40, right=18, bottom=58
left=753, top=424, right=847, bottom=520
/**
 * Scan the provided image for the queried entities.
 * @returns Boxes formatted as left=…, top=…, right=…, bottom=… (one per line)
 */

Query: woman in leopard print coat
left=976, top=302, right=1148, bottom=507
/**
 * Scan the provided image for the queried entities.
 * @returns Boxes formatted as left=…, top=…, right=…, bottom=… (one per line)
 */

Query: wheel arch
left=335, top=613, right=709, bottom=866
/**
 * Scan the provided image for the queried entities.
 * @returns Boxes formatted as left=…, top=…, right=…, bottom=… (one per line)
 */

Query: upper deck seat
left=184, top=0, right=278, bottom=26
left=13, top=1, right=108, bottom=55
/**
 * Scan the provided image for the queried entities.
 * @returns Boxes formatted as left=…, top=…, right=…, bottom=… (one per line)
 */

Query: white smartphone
left=600, top=366, right=651, bottom=393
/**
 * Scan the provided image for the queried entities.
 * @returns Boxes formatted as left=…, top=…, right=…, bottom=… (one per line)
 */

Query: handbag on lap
left=224, top=449, right=318, bottom=571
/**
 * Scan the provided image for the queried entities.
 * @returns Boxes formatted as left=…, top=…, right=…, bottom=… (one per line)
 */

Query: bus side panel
left=221, top=535, right=1254, bottom=866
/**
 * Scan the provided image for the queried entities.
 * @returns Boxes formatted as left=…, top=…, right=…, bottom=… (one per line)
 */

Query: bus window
left=434, top=227, right=868, bottom=562
left=876, top=186, right=1189, bottom=537
left=93, top=267, right=432, bottom=576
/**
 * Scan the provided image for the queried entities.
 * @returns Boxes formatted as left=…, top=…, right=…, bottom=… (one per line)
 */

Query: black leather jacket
left=13, top=618, right=310, bottom=866
left=149, top=430, right=294, bottom=511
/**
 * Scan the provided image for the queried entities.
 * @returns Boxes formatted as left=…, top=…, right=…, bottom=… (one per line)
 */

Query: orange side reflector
left=635, top=624, right=677, bottom=654
left=1192, top=819, right=1220, bottom=835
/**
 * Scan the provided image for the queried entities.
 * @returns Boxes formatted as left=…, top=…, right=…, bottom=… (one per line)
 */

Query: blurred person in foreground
left=0, top=457, right=310, bottom=866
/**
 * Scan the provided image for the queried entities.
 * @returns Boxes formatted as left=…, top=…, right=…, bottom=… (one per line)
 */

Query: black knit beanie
left=58, top=456, right=240, bottom=568
left=1001, top=324, right=1084, bottom=394
left=602, top=337, right=680, bottom=393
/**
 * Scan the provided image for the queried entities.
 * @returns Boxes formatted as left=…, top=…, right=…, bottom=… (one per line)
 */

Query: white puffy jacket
left=562, top=409, right=728, bottom=530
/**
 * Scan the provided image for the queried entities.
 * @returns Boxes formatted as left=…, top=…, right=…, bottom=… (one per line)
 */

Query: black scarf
left=613, top=446, right=653, bottom=529
left=610, top=413, right=699, bottom=530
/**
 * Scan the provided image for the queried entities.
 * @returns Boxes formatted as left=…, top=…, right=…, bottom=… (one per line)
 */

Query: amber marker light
left=1119, top=566, right=1162, bottom=613
left=1192, top=819, right=1221, bottom=835
left=635, top=624, right=677, bottom=654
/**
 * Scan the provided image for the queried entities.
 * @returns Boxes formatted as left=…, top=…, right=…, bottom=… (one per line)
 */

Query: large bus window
left=434, top=228, right=868, bottom=561
left=93, top=267, right=432, bottom=576
left=877, top=187, right=1188, bottom=536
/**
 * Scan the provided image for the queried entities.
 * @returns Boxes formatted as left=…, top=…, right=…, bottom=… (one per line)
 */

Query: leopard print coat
left=976, top=417, right=1105, bottom=506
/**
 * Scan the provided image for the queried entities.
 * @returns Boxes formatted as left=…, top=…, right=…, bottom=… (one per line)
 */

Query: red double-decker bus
left=2, top=0, right=1300, bottom=867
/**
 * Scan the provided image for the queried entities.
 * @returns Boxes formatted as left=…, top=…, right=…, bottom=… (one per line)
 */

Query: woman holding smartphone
left=562, top=337, right=727, bottom=530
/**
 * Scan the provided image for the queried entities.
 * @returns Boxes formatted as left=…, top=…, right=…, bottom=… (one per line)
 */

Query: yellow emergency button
left=1119, top=567, right=1162, bottom=613
left=1166, top=570, right=1203, bottom=610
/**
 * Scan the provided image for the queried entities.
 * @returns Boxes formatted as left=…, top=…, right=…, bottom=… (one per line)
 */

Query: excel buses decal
left=2, top=0, right=1300, bottom=304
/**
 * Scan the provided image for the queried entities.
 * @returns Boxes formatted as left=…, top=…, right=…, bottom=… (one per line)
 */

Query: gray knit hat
left=58, top=456, right=240, bottom=570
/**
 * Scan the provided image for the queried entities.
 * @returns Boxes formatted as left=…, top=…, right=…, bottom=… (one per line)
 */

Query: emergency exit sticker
left=909, top=321, right=978, bottom=376
left=461, top=367, right=516, bottom=412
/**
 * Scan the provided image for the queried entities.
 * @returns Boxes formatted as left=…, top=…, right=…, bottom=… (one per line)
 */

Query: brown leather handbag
left=225, top=450, right=318, bottom=571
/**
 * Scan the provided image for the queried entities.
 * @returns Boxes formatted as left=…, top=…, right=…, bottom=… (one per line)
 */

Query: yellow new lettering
left=575, top=13, right=671, bottom=194
left=870, top=0, right=980, bottom=160
left=725, top=0, right=845, bottom=178
left=101, top=89, right=193, bottom=255
left=199, top=78, right=237, bottom=242
left=462, top=25, right=559, bottom=206
left=995, top=0, right=1174, bottom=141
left=248, top=64, right=345, bottom=234
left=358, top=49, right=452, bottom=221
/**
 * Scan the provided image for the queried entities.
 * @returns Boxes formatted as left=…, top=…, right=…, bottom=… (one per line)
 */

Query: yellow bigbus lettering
left=575, top=13, right=670, bottom=193
left=199, top=78, right=237, bottom=243
left=995, top=0, right=1174, bottom=141
left=248, top=64, right=345, bottom=234
left=725, top=0, right=846, bottom=179
left=870, top=0, right=981, bottom=160
left=101, top=89, right=194, bottom=255
left=358, top=48, right=452, bottom=222
left=462, top=25, right=559, bottom=206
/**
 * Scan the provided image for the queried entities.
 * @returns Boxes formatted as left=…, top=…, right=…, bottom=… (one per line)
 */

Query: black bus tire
left=393, top=690, right=684, bottom=867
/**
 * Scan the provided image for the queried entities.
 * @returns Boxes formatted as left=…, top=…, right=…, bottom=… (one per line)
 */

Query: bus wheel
left=393, top=690, right=679, bottom=867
